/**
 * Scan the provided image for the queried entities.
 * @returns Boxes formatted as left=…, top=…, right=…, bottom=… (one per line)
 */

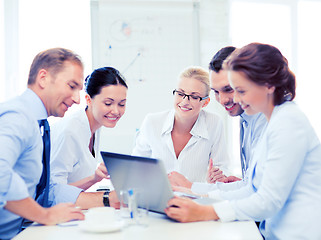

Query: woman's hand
left=165, top=197, right=218, bottom=222
left=94, top=162, right=108, bottom=183
left=168, top=171, right=192, bottom=189
left=207, top=159, right=228, bottom=183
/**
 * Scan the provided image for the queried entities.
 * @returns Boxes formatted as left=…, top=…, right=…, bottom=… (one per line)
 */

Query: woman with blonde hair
left=133, top=66, right=230, bottom=182
left=165, top=43, right=321, bottom=240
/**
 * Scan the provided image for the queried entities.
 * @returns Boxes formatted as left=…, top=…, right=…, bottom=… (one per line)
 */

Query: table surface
left=14, top=180, right=263, bottom=240
left=13, top=211, right=263, bottom=240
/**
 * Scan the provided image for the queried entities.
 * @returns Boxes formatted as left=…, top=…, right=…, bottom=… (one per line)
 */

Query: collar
left=161, top=110, right=175, bottom=135
left=22, top=88, right=48, bottom=121
left=75, top=108, right=93, bottom=144
left=240, top=112, right=266, bottom=128
left=190, top=110, right=210, bottom=140
left=161, top=109, right=209, bottom=140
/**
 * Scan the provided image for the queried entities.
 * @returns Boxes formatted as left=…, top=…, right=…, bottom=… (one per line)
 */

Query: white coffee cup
left=85, top=207, right=116, bottom=226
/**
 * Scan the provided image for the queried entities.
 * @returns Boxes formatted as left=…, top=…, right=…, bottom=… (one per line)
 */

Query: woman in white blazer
left=50, top=67, right=128, bottom=190
left=132, top=66, right=231, bottom=183
left=165, top=43, right=321, bottom=240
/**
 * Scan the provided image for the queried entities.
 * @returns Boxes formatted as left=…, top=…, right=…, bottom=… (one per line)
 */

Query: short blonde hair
left=179, top=66, right=210, bottom=96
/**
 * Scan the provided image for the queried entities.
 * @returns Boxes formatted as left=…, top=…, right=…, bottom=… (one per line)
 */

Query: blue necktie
left=35, top=119, right=50, bottom=207
left=239, top=118, right=246, bottom=179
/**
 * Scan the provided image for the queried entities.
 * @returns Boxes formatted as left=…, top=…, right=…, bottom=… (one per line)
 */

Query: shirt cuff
left=213, top=200, right=236, bottom=222
left=49, top=183, right=83, bottom=205
left=208, top=189, right=224, bottom=201
left=191, top=182, right=218, bottom=194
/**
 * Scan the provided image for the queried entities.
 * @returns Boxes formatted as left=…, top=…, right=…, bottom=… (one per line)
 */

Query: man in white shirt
left=168, top=46, right=266, bottom=194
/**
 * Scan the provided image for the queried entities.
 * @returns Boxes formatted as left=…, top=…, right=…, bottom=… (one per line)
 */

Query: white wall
left=0, top=0, right=4, bottom=101
left=92, top=0, right=242, bottom=174
left=92, top=0, right=200, bottom=155
left=0, top=0, right=249, bottom=176
left=2, top=0, right=320, bottom=177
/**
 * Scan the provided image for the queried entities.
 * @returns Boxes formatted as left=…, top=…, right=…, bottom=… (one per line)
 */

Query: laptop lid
left=101, top=151, right=174, bottom=214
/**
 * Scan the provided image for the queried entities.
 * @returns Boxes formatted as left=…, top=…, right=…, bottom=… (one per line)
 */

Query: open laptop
left=101, top=151, right=213, bottom=214
left=101, top=151, right=174, bottom=213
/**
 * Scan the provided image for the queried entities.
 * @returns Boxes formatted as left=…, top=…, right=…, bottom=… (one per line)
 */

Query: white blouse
left=132, top=109, right=231, bottom=182
left=50, top=109, right=101, bottom=185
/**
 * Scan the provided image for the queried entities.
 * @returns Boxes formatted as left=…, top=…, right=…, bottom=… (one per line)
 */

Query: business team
left=165, top=43, right=321, bottom=240
left=1, top=42, right=321, bottom=240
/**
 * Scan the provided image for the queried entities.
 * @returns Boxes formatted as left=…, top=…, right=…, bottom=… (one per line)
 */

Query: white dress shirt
left=191, top=113, right=266, bottom=193
left=211, top=101, right=321, bottom=240
left=132, top=109, right=231, bottom=182
left=50, top=109, right=102, bottom=185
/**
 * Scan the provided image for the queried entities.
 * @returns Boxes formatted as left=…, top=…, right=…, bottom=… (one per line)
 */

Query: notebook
left=101, top=151, right=174, bottom=214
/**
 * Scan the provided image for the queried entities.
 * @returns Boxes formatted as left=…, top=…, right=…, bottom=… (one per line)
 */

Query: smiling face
left=228, top=70, right=275, bottom=119
left=44, top=61, right=84, bottom=117
left=87, top=84, right=127, bottom=130
left=210, top=69, right=243, bottom=116
left=174, top=76, right=209, bottom=122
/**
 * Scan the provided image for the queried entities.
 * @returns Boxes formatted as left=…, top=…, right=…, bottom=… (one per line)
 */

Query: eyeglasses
left=173, top=90, right=209, bottom=102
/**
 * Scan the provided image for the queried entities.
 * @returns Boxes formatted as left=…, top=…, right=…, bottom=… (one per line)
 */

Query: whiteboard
left=91, top=0, right=200, bottom=154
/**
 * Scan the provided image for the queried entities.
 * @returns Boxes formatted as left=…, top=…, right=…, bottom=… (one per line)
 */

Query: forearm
left=191, top=182, right=218, bottom=194
left=203, top=205, right=219, bottom=221
left=75, top=192, right=104, bottom=209
left=168, top=171, right=192, bottom=188
left=75, top=191, right=120, bottom=210
left=5, top=197, right=50, bottom=225
left=70, top=175, right=96, bottom=190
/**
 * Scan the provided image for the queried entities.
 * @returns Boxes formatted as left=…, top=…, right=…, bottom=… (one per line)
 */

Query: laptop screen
left=101, top=151, right=174, bottom=214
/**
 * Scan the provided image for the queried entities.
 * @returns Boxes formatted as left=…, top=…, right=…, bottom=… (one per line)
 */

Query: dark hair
left=226, top=43, right=296, bottom=106
left=209, top=46, right=236, bottom=73
left=85, top=67, right=128, bottom=98
left=28, top=48, right=83, bottom=85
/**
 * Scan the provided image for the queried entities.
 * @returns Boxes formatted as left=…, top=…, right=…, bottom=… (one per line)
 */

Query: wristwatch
left=103, top=190, right=110, bottom=207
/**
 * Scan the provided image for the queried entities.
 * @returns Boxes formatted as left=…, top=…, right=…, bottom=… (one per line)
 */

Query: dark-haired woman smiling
left=50, top=67, right=128, bottom=191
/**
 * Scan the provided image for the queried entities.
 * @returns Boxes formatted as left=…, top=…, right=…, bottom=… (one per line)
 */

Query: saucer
left=79, top=221, right=124, bottom=233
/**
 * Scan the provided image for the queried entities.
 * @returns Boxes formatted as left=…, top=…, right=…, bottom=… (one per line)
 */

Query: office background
left=1, top=0, right=321, bottom=176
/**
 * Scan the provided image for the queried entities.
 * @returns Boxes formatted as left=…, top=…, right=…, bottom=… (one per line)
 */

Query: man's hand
left=224, top=176, right=242, bottom=183
left=168, top=171, right=192, bottom=189
left=5, top=198, right=84, bottom=226
left=44, top=203, right=84, bottom=225
left=207, top=159, right=242, bottom=183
